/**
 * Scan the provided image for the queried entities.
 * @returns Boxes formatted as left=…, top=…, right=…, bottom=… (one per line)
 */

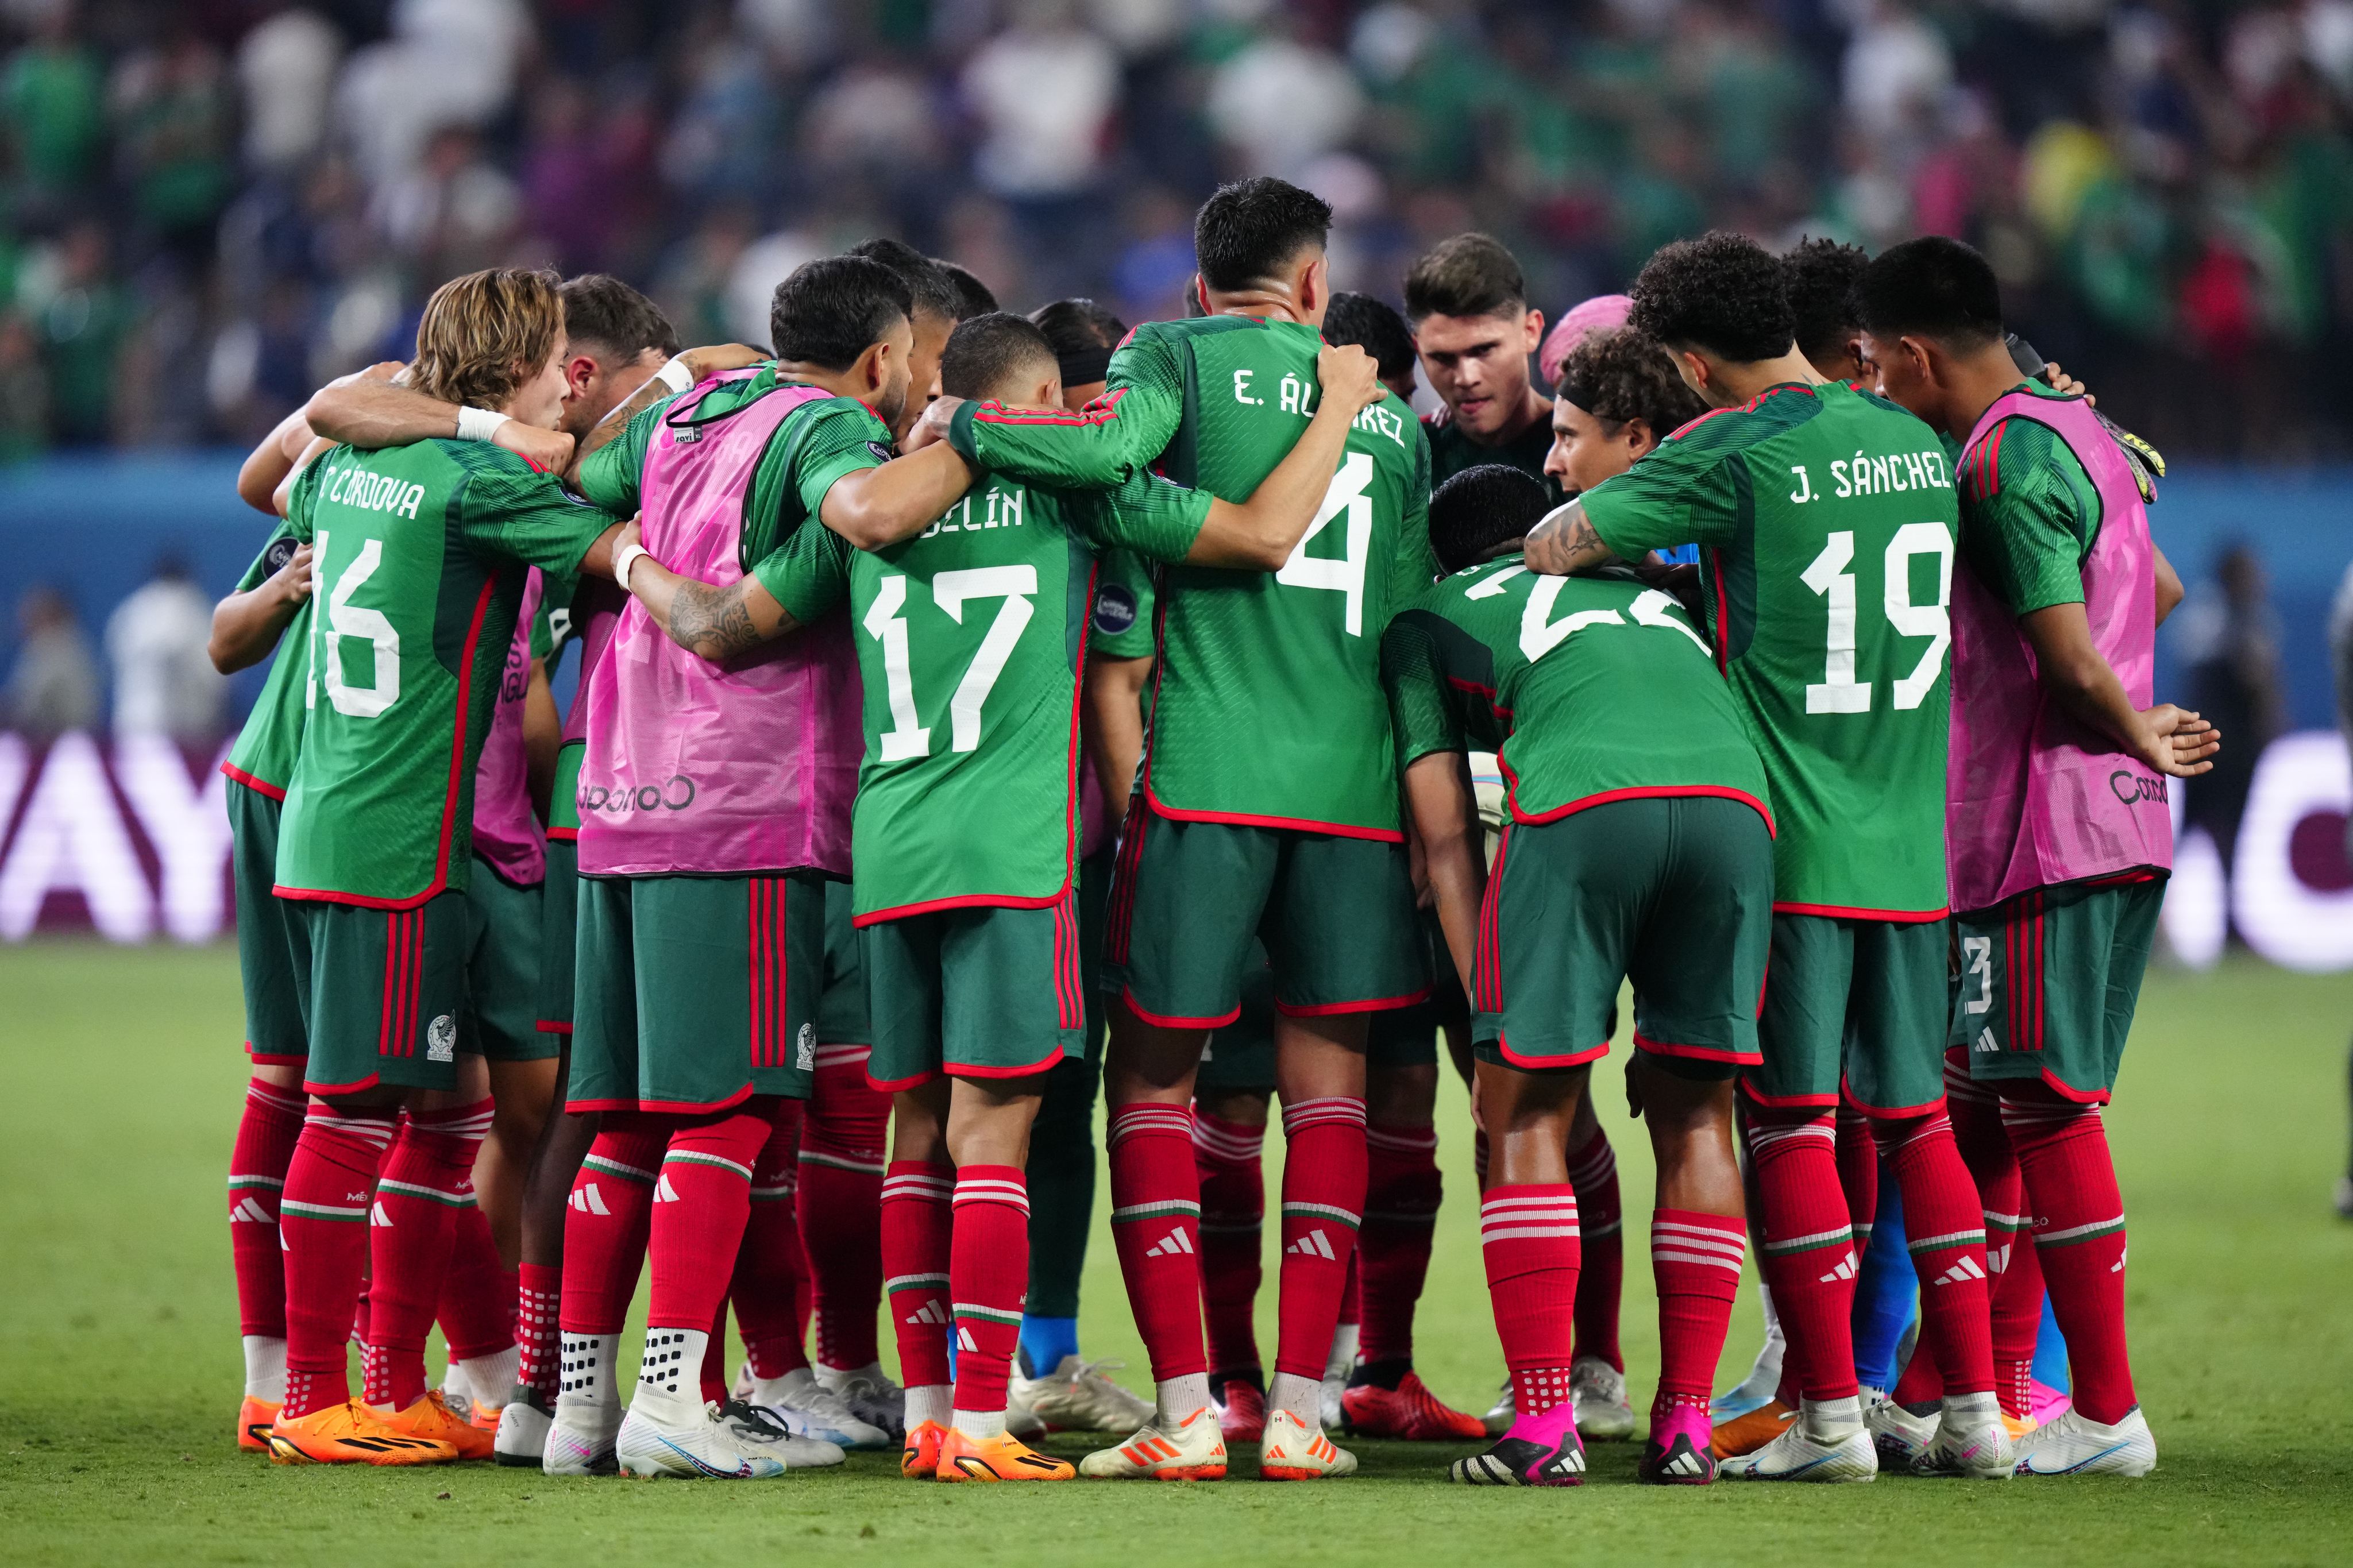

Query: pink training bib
left=470, top=567, right=546, bottom=886
left=1946, top=389, right=2173, bottom=912
left=577, top=371, right=862, bottom=878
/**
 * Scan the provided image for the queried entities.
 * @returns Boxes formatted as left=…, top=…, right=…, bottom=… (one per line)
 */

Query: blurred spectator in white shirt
left=236, top=7, right=343, bottom=172
left=9, top=584, right=99, bottom=739
left=105, top=556, right=224, bottom=742
left=961, top=0, right=1120, bottom=200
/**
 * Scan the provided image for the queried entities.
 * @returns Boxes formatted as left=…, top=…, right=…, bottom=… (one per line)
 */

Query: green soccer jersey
left=759, top=470, right=1209, bottom=920
left=1955, top=381, right=2103, bottom=616
left=222, top=517, right=310, bottom=798
left=276, top=441, right=620, bottom=906
left=1581, top=380, right=1957, bottom=917
left=947, top=314, right=1436, bottom=837
left=1424, top=407, right=1563, bottom=504
left=1383, top=558, right=1769, bottom=824
left=1090, top=546, right=1157, bottom=661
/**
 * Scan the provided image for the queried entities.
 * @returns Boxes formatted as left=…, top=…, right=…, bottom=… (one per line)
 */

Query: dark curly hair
left=1628, top=231, right=1795, bottom=364
left=1428, top=463, right=1554, bottom=576
left=1556, top=326, right=1706, bottom=440
left=1782, top=236, right=1869, bottom=370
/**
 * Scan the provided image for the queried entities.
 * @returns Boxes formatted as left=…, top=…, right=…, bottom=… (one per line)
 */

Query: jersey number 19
left=1798, top=524, right=1953, bottom=715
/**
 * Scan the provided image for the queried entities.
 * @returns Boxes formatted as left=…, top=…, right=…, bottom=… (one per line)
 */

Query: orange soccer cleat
left=238, top=1396, right=282, bottom=1453
left=1711, top=1399, right=1796, bottom=1459
left=934, top=1426, right=1077, bottom=1482
left=901, top=1419, right=946, bottom=1479
left=1340, top=1370, right=1488, bottom=1441
left=266, top=1400, right=457, bottom=1466
left=378, top=1390, right=496, bottom=1460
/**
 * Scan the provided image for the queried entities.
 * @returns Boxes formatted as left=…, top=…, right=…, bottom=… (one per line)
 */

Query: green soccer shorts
left=298, top=891, right=471, bottom=1096
left=814, top=879, right=869, bottom=1048
left=860, top=893, right=1088, bottom=1091
left=1195, top=956, right=1278, bottom=1093
left=1472, top=795, right=1773, bottom=1078
left=1745, top=910, right=1951, bottom=1115
left=228, top=781, right=311, bottom=1066
left=1103, top=802, right=1426, bottom=1027
left=567, top=871, right=822, bottom=1113
left=1951, top=876, right=2164, bottom=1104
left=461, top=853, right=556, bottom=1063
left=535, top=834, right=578, bottom=1035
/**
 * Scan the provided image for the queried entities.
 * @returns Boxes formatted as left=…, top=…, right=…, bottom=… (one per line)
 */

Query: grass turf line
left=0, top=941, right=2348, bottom=1563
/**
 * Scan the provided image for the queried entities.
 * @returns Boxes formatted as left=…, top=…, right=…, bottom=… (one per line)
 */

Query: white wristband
left=656, top=357, right=695, bottom=395
left=613, top=542, right=650, bottom=593
left=455, top=405, right=509, bottom=442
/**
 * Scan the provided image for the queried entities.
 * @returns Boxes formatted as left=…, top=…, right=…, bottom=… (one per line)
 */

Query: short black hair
left=933, top=258, right=1000, bottom=319
left=1402, top=233, right=1526, bottom=323
left=939, top=312, right=1058, bottom=402
left=846, top=237, right=962, bottom=323
left=1322, top=291, right=1417, bottom=381
left=1628, top=231, right=1796, bottom=364
left=1850, top=235, right=2005, bottom=349
left=770, top=256, right=912, bottom=372
left=1028, top=298, right=1126, bottom=355
left=1557, top=326, right=1706, bottom=438
left=560, top=273, right=680, bottom=362
left=1194, top=176, right=1333, bottom=293
left=1781, top=237, right=1869, bottom=369
left=1428, top=464, right=1554, bottom=576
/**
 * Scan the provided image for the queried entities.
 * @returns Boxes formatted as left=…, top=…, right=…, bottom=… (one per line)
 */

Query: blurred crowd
left=0, top=0, right=2344, bottom=472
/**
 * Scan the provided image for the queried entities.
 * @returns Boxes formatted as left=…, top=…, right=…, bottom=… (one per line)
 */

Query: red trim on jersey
left=971, top=386, right=1129, bottom=427
left=1772, top=900, right=1950, bottom=924
left=1142, top=783, right=1406, bottom=843
left=1500, top=771, right=1776, bottom=837
left=1274, top=987, right=1431, bottom=1018
left=1446, top=673, right=1513, bottom=721
left=1838, top=1076, right=1949, bottom=1119
left=1121, top=988, right=1241, bottom=1031
left=303, top=1071, right=383, bottom=1095
left=1633, top=1031, right=1759, bottom=1065
left=1474, top=822, right=1510, bottom=1014
left=547, top=825, right=579, bottom=843
left=1493, top=1035, right=1611, bottom=1071
left=220, top=762, right=287, bottom=801
left=534, top=1019, right=573, bottom=1036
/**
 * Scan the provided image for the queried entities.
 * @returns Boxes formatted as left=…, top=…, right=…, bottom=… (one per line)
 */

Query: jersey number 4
left=1276, top=451, right=1374, bottom=635
left=308, top=528, right=400, bottom=719
left=865, top=566, right=1037, bottom=761
left=1799, top=524, right=1953, bottom=714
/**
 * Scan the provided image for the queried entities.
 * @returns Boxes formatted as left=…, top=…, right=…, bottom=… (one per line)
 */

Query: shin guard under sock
left=1748, top=1107, right=1860, bottom=1403
left=367, top=1099, right=492, bottom=1409
left=1480, top=1184, right=1580, bottom=1417
left=1109, top=1103, right=1208, bottom=1381
left=881, top=1160, right=956, bottom=1393
left=280, top=1104, right=396, bottom=1418
left=950, top=1167, right=1030, bottom=1418
left=801, top=1046, right=888, bottom=1371
left=2003, top=1090, right=2134, bottom=1423
left=1565, top=1127, right=1623, bottom=1371
left=1359, top=1121, right=1439, bottom=1366
left=1272, top=1097, right=1365, bottom=1382
left=229, top=1077, right=303, bottom=1342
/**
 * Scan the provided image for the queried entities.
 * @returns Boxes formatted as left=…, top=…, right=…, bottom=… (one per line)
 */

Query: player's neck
left=1942, top=344, right=2034, bottom=442
left=1707, top=350, right=1824, bottom=407
left=1459, top=385, right=1550, bottom=447
left=1205, top=286, right=1310, bottom=325
left=775, top=361, right=870, bottom=407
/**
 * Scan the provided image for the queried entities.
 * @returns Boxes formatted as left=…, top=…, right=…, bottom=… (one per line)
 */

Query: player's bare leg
left=1256, top=1011, right=1364, bottom=1478
left=1629, top=1057, right=1746, bottom=1484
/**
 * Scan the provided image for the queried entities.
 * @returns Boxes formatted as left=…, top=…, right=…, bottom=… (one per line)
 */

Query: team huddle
left=209, top=174, right=2214, bottom=1490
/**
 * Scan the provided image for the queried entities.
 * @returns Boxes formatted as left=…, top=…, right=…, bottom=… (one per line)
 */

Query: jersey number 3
left=1799, top=524, right=1953, bottom=715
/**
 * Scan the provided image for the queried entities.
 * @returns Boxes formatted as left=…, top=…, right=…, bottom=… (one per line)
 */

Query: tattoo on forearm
left=671, top=580, right=763, bottom=660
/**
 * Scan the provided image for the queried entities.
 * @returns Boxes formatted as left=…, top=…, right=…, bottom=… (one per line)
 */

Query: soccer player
left=1519, top=232, right=2007, bottom=1482
left=1405, top=234, right=1558, bottom=499
left=915, top=176, right=1436, bottom=1481
left=548, top=254, right=971, bottom=1480
left=1784, top=237, right=1873, bottom=385
left=1386, top=463, right=1769, bottom=1486
left=1853, top=235, right=2214, bottom=1477
left=850, top=237, right=964, bottom=419
left=259, top=268, right=631, bottom=1466
left=1325, top=291, right=1421, bottom=404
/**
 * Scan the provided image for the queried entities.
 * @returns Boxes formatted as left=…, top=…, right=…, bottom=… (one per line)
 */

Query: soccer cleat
left=1002, top=1378, right=1048, bottom=1439
left=1258, top=1407, right=1356, bottom=1480
left=900, top=1420, right=947, bottom=1479
left=615, top=1387, right=789, bottom=1480
left=237, top=1396, right=281, bottom=1453
left=935, top=1426, right=1077, bottom=1482
left=2030, top=1379, right=2073, bottom=1427
left=379, top=1389, right=495, bottom=1461
left=738, top=1365, right=890, bottom=1450
left=1639, top=1402, right=1716, bottom=1485
left=1710, top=1397, right=1793, bottom=1458
left=1341, top=1370, right=1488, bottom=1440
left=1017, top=1355, right=1155, bottom=1434
left=1451, top=1401, right=1586, bottom=1487
left=1916, top=1407, right=2016, bottom=1480
left=1482, top=1380, right=1514, bottom=1436
left=493, top=1385, right=552, bottom=1467
left=265, top=1399, right=457, bottom=1466
left=1863, top=1395, right=1939, bottom=1466
left=1569, top=1355, right=1637, bottom=1442
left=2003, top=1411, right=2038, bottom=1440
left=1719, top=1409, right=1878, bottom=1484
left=718, top=1399, right=846, bottom=1467
left=2011, top=1406, right=2157, bottom=1478
left=815, top=1361, right=905, bottom=1440
left=1214, top=1377, right=1266, bottom=1443
left=543, top=1400, right=620, bottom=1476
left=1077, top=1406, right=1228, bottom=1481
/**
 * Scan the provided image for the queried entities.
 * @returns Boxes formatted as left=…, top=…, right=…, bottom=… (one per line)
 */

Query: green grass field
left=2, top=943, right=2350, bottom=1564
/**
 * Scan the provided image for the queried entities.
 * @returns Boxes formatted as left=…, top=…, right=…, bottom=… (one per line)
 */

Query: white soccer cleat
left=615, top=1388, right=790, bottom=1479
left=1863, top=1395, right=1939, bottom=1466
left=1017, top=1355, right=1155, bottom=1434
left=737, top=1366, right=890, bottom=1450
left=1076, top=1405, right=1229, bottom=1480
left=2011, top=1407, right=2156, bottom=1478
left=1918, top=1406, right=2016, bottom=1480
left=542, top=1399, right=620, bottom=1476
left=815, top=1361, right=906, bottom=1439
left=1483, top=1380, right=1515, bottom=1436
left=718, top=1399, right=847, bottom=1467
left=438, top=1360, right=476, bottom=1423
left=1569, top=1355, right=1636, bottom=1442
left=1720, top=1404, right=1878, bottom=1484
left=493, top=1387, right=552, bottom=1467
left=1259, top=1407, right=1356, bottom=1480
left=1002, top=1377, right=1048, bottom=1439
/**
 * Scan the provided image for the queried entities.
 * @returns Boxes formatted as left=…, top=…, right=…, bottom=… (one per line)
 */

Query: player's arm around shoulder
left=815, top=399, right=979, bottom=553
left=918, top=324, right=1185, bottom=492
left=1180, top=341, right=1387, bottom=569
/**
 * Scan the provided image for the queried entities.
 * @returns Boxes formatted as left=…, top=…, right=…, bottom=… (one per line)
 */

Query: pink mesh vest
left=577, top=372, right=861, bottom=878
left=1946, top=389, right=2172, bottom=913
left=470, top=567, right=547, bottom=884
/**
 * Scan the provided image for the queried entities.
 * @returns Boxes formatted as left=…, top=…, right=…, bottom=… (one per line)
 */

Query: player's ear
left=1522, top=308, right=1545, bottom=352
left=1035, top=373, right=1063, bottom=409
left=1624, top=416, right=1657, bottom=459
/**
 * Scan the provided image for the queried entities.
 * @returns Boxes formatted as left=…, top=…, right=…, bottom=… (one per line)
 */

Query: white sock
left=1799, top=1395, right=1864, bottom=1440
left=458, top=1343, right=520, bottom=1405
left=747, top=1365, right=816, bottom=1408
left=1267, top=1372, right=1323, bottom=1425
left=952, top=1408, right=1008, bottom=1439
left=1322, top=1322, right=1360, bottom=1382
left=637, top=1326, right=706, bottom=1402
left=815, top=1358, right=884, bottom=1388
left=557, top=1331, right=623, bottom=1414
left=242, top=1335, right=287, bottom=1401
left=904, top=1383, right=952, bottom=1430
left=1942, top=1391, right=2000, bottom=1426
left=1155, top=1373, right=1212, bottom=1428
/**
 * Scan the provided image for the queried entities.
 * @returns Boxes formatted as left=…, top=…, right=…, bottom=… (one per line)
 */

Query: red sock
left=1947, top=1050, right=2042, bottom=1418
left=2002, top=1089, right=2135, bottom=1423
left=645, top=1106, right=769, bottom=1331
left=1480, top=1184, right=1580, bottom=1416
left=516, top=1261, right=562, bottom=1399
left=366, top=1099, right=492, bottom=1409
left=437, top=1202, right=516, bottom=1364
left=701, top=1300, right=731, bottom=1405
left=1565, top=1128, right=1623, bottom=1372
left=228, top=1077, right=303, bottom=1339
left=1192, top=1106, right=1265, bottom=1377
left=1273, top=1096, right=1365, bottom=1381
left=1650, top=1208, right=1745, bottom=1404
left=1359, top=1121, right=1439, bottom=1365
left=1879, top=1111, right=1995, bottom=1396
left=1836, top=1107, right=1880, bottom=1245
left=1108, top=1103, right=1208, bottom=1381
left=734, top=1100, right=811, bottom=1378
left=800, top=1046, right=888, bottom=1369
left=882, top=1160, right=955, bottom=1391
left=1892, top=1327, right=1943, bottom=1405
left=280, top=1103, right=396, bottom=1419
left=559, top=1113, right=667, bottom=1335
left=950, top=1166, right=1030, bottom=1416
left=1748, top=1106, right=1860, bottom=1403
